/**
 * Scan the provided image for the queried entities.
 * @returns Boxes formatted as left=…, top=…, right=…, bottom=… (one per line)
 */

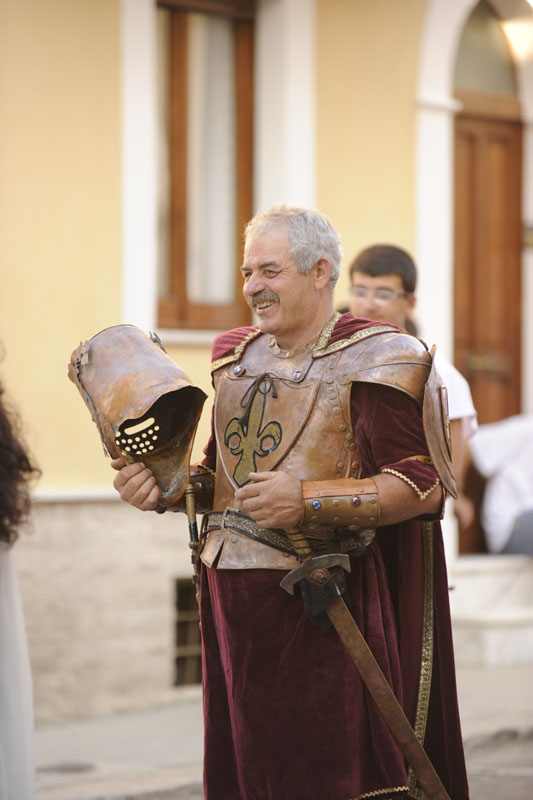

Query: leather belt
left=202, top=509, right=376, bottom=558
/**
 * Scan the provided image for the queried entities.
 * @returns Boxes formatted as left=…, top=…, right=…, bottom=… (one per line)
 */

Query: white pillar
left=255, top=0, right=316, bottom=210
left=120, top=0, right=159, bottom=330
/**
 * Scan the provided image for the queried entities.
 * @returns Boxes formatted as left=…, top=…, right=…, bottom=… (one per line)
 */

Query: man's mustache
left=247, top=290, right=280, bottom=309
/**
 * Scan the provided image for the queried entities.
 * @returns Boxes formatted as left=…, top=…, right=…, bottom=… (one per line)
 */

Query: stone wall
left=13, top=501, right=196, bottom=723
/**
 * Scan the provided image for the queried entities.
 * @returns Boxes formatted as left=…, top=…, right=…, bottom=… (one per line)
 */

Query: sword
left=280, top=527, right=451, bottom=800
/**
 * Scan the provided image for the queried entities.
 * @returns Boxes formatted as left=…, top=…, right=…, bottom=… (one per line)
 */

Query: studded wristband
left=301, top=478, right=380, bottom=530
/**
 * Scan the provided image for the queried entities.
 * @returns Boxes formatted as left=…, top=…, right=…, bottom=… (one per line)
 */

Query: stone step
left=448, top=554, right=533, bottom=666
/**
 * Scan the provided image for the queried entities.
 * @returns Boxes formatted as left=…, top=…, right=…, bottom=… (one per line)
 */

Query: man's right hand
left=111, top=457, right=161, bottom=511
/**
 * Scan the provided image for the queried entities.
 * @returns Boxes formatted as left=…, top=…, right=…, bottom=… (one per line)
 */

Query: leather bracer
left=301, top=478, right=380, bottom=530
left=188, top=465, right=216, bottom=512
left=156, top=465, right=215, bottom=515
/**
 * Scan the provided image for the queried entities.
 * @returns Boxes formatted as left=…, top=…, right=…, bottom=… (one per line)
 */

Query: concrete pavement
left=35, top=665, right=533, bottom=800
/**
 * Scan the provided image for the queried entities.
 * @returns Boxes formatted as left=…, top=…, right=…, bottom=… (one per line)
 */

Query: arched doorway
left=453, top=0, right=523, bottom=426
left=415, top=0, right=533, bottom=557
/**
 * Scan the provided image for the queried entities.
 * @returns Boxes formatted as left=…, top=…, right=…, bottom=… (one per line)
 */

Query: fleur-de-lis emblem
left=224, top=382, right=282, bottom=486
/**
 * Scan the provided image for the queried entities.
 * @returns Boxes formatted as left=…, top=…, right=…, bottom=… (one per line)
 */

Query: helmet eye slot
left=114, top=388, right=202, bottom=458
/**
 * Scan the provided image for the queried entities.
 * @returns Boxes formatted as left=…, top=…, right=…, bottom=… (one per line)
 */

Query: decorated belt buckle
left=221, top=507, right=239, bottom=530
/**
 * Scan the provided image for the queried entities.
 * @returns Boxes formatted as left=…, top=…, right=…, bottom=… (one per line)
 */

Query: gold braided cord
left=351, top=785, right=409, bottom=799
left=407, top=520, right=435, bottom=799
left=313, top=323, right=397, bottom=357
left=396, top=454, right=433, bottom=465
left=380, top=469, right=440, bottom=501
left=210, top=329, right=262, bottom=372
left=197, top=464, right=216, bottom=477
left=210, top=353, right=242, bottom=372
left=313, top=310, right=342, bottom=351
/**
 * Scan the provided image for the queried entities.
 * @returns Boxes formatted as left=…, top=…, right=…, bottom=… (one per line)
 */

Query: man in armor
left=112, top=205, right=470, bottom=800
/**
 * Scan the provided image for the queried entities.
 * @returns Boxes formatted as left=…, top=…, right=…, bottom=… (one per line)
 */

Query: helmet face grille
left=115, top=416, right=160, bottom=456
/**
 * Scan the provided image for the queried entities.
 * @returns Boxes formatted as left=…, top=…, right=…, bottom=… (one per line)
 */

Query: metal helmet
left=68, top=324, right=207, bottom=506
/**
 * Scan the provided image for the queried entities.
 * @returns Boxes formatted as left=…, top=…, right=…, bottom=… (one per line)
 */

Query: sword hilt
left=284, top=526, right=313, bottom=561
left=184, top=483, right=198, bottom=543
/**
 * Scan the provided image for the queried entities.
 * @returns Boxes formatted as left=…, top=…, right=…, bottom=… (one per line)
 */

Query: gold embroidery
left=211, top=354, right=240, bottom=372
left=313, top=323, right=397, bottom=357
left=380, top=469, right=440, bottom=501
left=210, top=329, right=262, bottom=373
left=409, top=785, right=429, bottom=800
left=313, top=311, right=342, bottom=351
left=198, top=464, right=216, bottom=477
left=351, top=786, right=409, bottom=799
left=407, top=521, right=435, bottom=800
left=396, top=455, right=433, bottom=465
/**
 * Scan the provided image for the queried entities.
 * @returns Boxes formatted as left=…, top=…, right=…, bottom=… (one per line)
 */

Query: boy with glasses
left=348, top=243, right=477, bottom=526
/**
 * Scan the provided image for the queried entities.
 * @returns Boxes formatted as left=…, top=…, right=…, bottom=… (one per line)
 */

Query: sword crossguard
left=279, top=552, right=351, bottom=595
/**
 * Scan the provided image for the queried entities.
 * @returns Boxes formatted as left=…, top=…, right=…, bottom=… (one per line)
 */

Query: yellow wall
left=316, top=0, right=427, bottom=309
left=0, top=0, right=124, bottom=487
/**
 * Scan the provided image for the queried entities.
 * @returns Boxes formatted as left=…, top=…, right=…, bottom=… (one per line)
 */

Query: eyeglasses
left=349, top=286, right=411, bottom=305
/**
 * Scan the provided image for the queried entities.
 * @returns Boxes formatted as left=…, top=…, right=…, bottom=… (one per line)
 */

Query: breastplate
left=201, top=334, right=361, bottom=569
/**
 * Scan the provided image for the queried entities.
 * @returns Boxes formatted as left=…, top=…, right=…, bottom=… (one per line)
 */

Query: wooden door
left=454, top=113, right=522, bottom=425
left=454, top=109, right=522, bottom=553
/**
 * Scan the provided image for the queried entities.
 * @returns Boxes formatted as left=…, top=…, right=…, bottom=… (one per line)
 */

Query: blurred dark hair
left=348, top=244, right=417, bottom=294
left=0, top=379, right=40, bottom=545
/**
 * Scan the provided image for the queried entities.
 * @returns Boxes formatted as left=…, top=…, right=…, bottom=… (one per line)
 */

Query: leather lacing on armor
left=238, top=373, right=278, bottom=434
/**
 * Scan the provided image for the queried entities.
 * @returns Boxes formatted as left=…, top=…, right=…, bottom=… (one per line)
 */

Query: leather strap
left=203, top=509, right=375, bottom=558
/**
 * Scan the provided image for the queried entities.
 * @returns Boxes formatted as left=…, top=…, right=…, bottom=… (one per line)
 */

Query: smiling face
left=349, top=271, right=415, bottom=330
left=241, top=226, right=332, bottom=350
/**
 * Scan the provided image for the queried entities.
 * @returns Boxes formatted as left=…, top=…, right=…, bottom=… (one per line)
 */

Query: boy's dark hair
left=348, top=244, right=417, bottom=293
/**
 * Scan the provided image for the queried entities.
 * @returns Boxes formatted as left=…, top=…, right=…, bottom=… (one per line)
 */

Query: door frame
left=414, top=0, right=533, bottom=413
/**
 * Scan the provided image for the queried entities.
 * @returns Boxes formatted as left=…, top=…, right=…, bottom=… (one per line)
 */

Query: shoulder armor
left=423, top=347, right=457, bottom=498
left=334, top=330, right=431, bottom=405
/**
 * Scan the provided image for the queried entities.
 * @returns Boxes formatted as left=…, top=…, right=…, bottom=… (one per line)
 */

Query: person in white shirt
left=465, top=415, right=533, bottom=554
left=347, top=243, right=478, bottom=492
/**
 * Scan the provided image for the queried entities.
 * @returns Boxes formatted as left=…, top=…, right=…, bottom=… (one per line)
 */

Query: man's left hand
left=235, top=471, right=303, bottom=529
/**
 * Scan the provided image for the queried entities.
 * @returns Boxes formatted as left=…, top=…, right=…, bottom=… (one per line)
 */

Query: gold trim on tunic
left=407, top=520, right=435, bottom=799
left=312, top=323, right=398, bottom=357
left=380, top=469, right=440, bottom=501
left=211, top=329, right=262, bottom=372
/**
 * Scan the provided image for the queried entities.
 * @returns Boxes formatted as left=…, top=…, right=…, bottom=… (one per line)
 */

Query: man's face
left=241, top=227, right=320, bottom=348
left=349, top=271, right=414, bottom=329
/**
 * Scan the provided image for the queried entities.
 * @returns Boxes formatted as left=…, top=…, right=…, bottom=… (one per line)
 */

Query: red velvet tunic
left=198, top=316, right=470, bottom=800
